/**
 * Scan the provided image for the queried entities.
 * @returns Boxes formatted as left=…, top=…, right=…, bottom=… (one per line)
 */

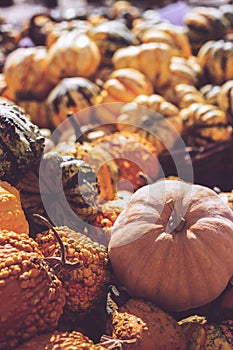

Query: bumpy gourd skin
left=0, top=230, right=65, bottom=349
left=106, top=298, right=187, bottom=350
left=36, top=226, right=111, bottom=315
left=179, top=315, right=233, bottom=350
left=0, top=99, right=45, bottom=184
left=15, top=330, right=106, bottom=350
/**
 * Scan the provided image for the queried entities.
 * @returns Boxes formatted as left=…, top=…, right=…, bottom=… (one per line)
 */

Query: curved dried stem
left=33, top=214, right=82, bottom=274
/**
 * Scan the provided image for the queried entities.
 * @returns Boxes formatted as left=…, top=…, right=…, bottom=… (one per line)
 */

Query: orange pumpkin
left=108, top=179, right=233, bottom=312
left=0, top=180, right=29, bottom=235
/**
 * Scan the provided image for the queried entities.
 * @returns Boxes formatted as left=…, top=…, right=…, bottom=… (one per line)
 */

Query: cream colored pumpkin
left=108, top=179, right=233, bottom=312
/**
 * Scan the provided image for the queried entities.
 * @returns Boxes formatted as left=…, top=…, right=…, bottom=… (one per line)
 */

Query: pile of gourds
left=0, top=1, right=233, bottom=349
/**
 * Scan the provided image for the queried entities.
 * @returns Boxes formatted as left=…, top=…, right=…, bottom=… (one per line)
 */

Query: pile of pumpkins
left=0, top=0, right=233, bottom=349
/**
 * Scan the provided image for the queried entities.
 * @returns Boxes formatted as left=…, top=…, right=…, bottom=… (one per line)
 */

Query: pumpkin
left=117, top=94, right=183, bottom=154
left=197, top=40, right=233, bottom=85
left=0, top=230, right=65, bottom=349
left=0, top=180, right=29, bottom=235
left=87, top=131, right=159, bottom=192
left=0, top=98, right=45, bottom=184
left=180, top=102, right=232, bottom=146
left=217, top=80, right=233, bottom=125
left=174, top=83, right=205, bottom=109
left=46, top=32, right=101, bottom=85
left=219, top=191, right=233, bottom=211
left=108, top=179, right=233, bottom=312
left=94, top=68, right=153, bottom=123
left=88, top=20, right=139, bottom=66
left=200, top=84, right=221, bottom=105
left=105, top=290, right=186, bottom=350
left=17, top=99, right=50, bottom=129
left=46, top=77, right=100, bottom=129
left=134, top=22, right=192, bottom=58
left=220, top=4, right=233, bottom=35
left=16, top=151, right=100, bottom=232
left=179, top=315, right=233, bottom=350
left=3, top=47, right=54, bottom=100
left=24, top=13, right=55, bottom=46
left=112, top=42, right=172, bottom=89
left=46, top=19, right=93, bottom=48
left=184, top=6, right=230, bottom=54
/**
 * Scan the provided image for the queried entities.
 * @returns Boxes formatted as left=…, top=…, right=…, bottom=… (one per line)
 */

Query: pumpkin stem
left=98, top=335, right=137, bottom=349
left=33, top=214, right=82, bottom=273
left=67, top=112, right=85, bottom=144
left=166, top=199, right=186, bottom=233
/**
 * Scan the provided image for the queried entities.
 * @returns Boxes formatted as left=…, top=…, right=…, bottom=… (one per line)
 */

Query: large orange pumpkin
left=108, top=179, right=233, bottom=312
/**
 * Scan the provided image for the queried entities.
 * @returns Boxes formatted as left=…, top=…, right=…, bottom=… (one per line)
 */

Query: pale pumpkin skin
left=108, top=179, right=233, bottom=312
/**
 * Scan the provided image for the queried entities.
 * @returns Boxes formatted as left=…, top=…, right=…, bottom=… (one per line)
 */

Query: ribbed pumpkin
left=94, top=68, right=153, bottom=123
left=3, top=47, right=54, bottom=100
left=197, top=40, right=233, bottom=85
left=134, top=22, right=192, bottom=58
left=46, top=19, right=92, bottom=48
left=0, top=180, right=29, bottom=235
left=200, top=84, right=221, bottom=105
left=0, top=98, right=45, bottom=184
left=217, top=80, right=233, bottom=125
left=88, top=20, right=139, bottom=66
left=180, top=102, right=232, bottom=146
left=112, top=42, right=172, bottom=89
left=0, top=230, right=65, bottom=349
left=179, top=315, right=233, bottom=350
left=117, top=94, right=183, bottom=154
left=46, top=77, right=100, bottom=129
left=173, top=83, right=205, bottom=109
left=108, top=179, right=233, bottom=312
left=17, top=99, right=50, bottom=129
left=46, top=32, right=101, bottom=85
left=184, top=6, right=230, bottom=53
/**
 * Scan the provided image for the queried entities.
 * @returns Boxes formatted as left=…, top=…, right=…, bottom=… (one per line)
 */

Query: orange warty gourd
left=0, top=180, right=29, bottom=235
left=108, top=179, right=233, bottom=312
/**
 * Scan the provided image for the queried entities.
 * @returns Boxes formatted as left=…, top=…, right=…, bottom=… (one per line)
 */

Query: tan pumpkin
left=0, top=180, right=29, bottom=235
left=3, top=47, right=54, bottom=100
left=197, top=40, right=233, bottom=85
left=134, top=22, right=192, bottom=58
left=108, top=179, right=233, bottom=312
left=46, top=32, right=101, bottom=85
left=184, top=6, right=230, bottom=54
left=117, top=94, right=183, bottom=154
left=94, top=68, right=153, bottom=123
left=179, top=315, right=233, bottom=350
left=217, top=80, right=233, bottom=125
left=46, top=19, right=92, bottom=48
left=88, top=20, right=139, bottom=66
left=112, top=42, right=172, bottom=89
left=17, top=99, right=50, bottom=129
left=200, top=84, right=221, bottom=105
left=180, top=102, right=232, bottom=146
left=174, top=83, right=205, bottom=109
left=46, top=77, right=100, bottom=129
